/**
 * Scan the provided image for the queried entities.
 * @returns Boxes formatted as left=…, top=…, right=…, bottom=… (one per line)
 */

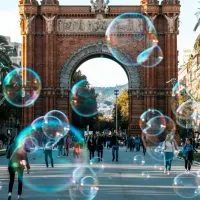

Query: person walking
left=129, top=136, right=135, bottom=152
left=44, top=139, right=54, bottom=168
left=96, top=133, right=104, bottom=161
left=57, top=137, right=64, bottom=157
left=135, top=135, right=141, bottom=152
left=111, top=132, right=119, bottom=162
left=162, top=134, right=178, bottom=175
left=141, top=135, right=147, bottom=156
left=87, top=134, right=96, bottom=160
left=182, top=138, right=194, bottom=172
left=7, top=137, right=30, bottom=200
left=64, top=134, right=71, bottom=156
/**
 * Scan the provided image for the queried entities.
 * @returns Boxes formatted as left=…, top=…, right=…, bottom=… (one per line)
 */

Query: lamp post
left=114, top=87, right=119, bottom=134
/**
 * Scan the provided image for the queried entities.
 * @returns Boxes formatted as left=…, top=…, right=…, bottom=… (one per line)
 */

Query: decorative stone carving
left=43, top=15, right=56, bottom=34
left=149, top=15, right=157, bottom=23
left=57, top=17, right=144, bottom=34
left=60, top=42, right=141, bottom=90
left=164, top=14, right=178, bottom=33
left=90, top=0, right=110, bottom=14
left=25, top=15, right=35, bottom=34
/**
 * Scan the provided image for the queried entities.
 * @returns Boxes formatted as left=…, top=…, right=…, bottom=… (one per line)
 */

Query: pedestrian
left=129, top=136, right=135, bottom=152
left=96, top=133, right=104, bottom=161
left=44, top=139, right=54, bottom=168
left=141, top=135, right=147, bottom=156
left=135, top=135, right=141, bottom=151
left=162, top=134, right=178, bottom=175
left=111, top=132, right=119, bottom=162
left=73, top=142, right=81, bottom=158
left=87, top=134, right=96, bottom=160
left=7, top=137, right=30, bottom=200
left=182, top=138, right=194, bottom=172
left=57, top=137, right=64, bottom=157
left=64, top=134, right=71, bottom=156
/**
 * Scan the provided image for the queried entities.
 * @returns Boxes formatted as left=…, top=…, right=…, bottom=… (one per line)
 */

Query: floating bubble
left=133, top=155, right=145, bottom=165
left=89, top=157, right=105, bottom=174
left=42, top=116, right=65, bottom=140
left=3, top=67, right=41, bottom=107
left=173, top=172, right=200, bottom=199
left=70, top=167, right=98, bottom=200
left=80, top=176, right=99, bottom=198
left=70, top=80, right=98, bottom=117
left=141, top=171, right=151, bottom=179
left=23, top=136, right=38, bottom=154
left=44, top=110, right=70, bottom=134
left=31, top=116, right=46, bottom=147
left=145, top=115, right=176, bottom=143
left=148, top=145, right=164, bottom=162
left=139, top=108, right=164, bottom=135
left=137, top=45, right=163, bottom=68
left=186, top=73, right=200, bottom=103
left=175, top=99, right=200, bottom=129
left=106, top=12, right=159, bottom=67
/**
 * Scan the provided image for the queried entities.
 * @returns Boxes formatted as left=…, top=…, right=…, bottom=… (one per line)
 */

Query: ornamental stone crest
left=90, top=0, right=110, bottom=14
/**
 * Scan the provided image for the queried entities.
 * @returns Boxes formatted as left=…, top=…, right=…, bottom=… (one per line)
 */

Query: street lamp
left=114, top=87, right=119, bottom=134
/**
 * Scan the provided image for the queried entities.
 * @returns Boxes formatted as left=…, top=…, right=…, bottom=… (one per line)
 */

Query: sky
left=0, top=0, right=199, bottom=86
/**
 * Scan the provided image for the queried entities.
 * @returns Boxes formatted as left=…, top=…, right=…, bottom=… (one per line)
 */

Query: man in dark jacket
left=111, top=132, right=119, bottom=162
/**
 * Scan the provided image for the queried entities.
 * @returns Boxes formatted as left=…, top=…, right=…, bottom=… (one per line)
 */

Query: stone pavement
left=0, top=147, right=200, bottom=200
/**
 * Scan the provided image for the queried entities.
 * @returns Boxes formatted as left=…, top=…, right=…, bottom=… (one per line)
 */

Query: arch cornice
left=60, top=41, right=141, bottom=90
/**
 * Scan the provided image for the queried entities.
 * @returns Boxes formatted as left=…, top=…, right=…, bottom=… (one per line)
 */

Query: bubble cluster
left=173, top=172, right=200, bottom=199
left=106, top=12, right=163, bottom=67
left=70, top=80, right=98, bottom=117
left=3, top=68, right=41, bottom=107
left=13, top=118, right=87, bottom=193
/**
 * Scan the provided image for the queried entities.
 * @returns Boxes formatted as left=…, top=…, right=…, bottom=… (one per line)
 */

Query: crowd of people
left=5, top=130, right=198, bottom=200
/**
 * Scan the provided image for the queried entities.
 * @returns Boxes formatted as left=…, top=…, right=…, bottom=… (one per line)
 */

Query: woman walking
left=96, top=133, right=104, bottom=161
left=162, top=134, right=178, bottom=175
left=182, top=138, right=194, bottom=172
left=7, top=137, right=30, bottom=200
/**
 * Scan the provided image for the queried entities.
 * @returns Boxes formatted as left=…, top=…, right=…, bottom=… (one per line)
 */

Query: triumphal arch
left=19, top=0, right=180, bottom=134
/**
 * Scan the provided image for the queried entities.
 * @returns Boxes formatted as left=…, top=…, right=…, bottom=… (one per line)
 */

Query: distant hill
left=94, top=83, right=128, bottom=105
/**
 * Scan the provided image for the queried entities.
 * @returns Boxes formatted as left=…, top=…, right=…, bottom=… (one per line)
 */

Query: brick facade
left=19, top=0, right=180, bottom=134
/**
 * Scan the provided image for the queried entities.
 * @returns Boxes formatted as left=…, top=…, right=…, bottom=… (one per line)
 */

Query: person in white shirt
left=162, top=133, right=178, bottom=175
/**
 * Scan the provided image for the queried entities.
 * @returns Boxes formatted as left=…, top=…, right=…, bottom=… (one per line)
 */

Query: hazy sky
left=0, top=0, right=199, bottom=86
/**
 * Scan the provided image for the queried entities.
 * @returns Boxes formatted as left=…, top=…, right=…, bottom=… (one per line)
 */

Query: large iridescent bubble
left=139, top=109, right=164, bottom=136
left=70, top=167, right=98, bottom=200
left=173, top=172, right=200, bottom=199
left=44, top=110, right=70, bottom=134
left=3, top=68, right=41, bottom=107
left=12, top=121, right=88, bottom=193
left=42, top=116, right=66, bottom=140
left=70, top=80, right=98, bottom=117
left=106, top=12, right=163, bottom=67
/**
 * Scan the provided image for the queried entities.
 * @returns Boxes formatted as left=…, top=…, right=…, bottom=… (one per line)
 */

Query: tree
left=112, top=89, right=129, bottom=130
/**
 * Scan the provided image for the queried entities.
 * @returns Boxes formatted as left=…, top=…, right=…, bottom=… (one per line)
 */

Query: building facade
left=18, top=0, right=180, bottom=134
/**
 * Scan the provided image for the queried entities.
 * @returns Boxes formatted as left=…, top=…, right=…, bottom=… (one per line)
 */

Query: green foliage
left=112, top=89, right=129, bottom=130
